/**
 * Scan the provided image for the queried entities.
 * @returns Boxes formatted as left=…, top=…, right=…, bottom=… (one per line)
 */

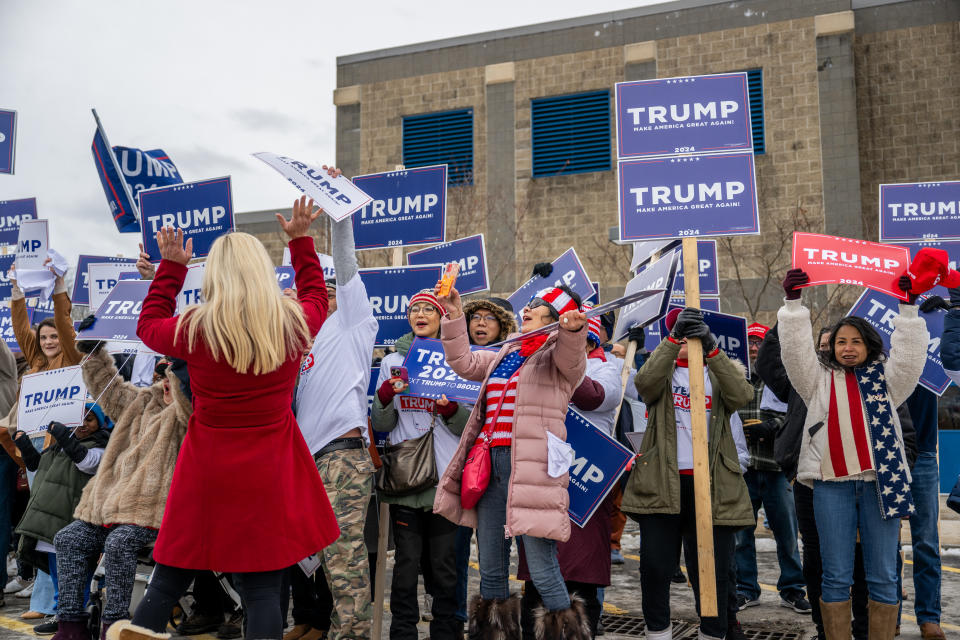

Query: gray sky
left=0, top=0, right=666, bottom=265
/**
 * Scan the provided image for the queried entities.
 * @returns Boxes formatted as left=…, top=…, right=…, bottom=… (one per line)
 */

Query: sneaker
left=4, top=576, right=31, bottom=594
left=611, top=549, right=625, bottom=565
left=15, top=582, right=34, bottom=598
left=217, top=612, right=243, bottom=640
left=780, top=592, right=812, bottom=613
left=737, top=593, right=761, bottom=610
left=422, top=593, right=433, bottom=622
left=33, top=616, right=58, bottom=635
left=727, top=620, right=747, bottom=640
left=671, top=568, right=687, bottom=584
left=179, top=611, right=225, bottom=635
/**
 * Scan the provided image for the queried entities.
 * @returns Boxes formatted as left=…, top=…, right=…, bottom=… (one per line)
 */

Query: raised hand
left=277, top=195, right=322, bottom=240
left=782, top=268, right=809, bottom=300
left=898, top=274, right=917, bottom=304
left=434, top=282, right=462, bottom=319
left=559, top=310, right=587, bottom=331
left=156, top=227, right=193, bottom=265
left=137, top=243, right=156, bottom=280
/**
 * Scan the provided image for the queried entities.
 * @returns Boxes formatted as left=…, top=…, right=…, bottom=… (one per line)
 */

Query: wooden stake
left=372, top=243, right=405, bottom=640
left=681, top=236, right=717, bottom=617
left=613, top=340, right=638, bottom=424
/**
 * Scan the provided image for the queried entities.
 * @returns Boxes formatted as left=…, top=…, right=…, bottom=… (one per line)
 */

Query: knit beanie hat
left=582, top=303, right=603, bottom=346
left=84, top=402, right=113, bottom=431
left=532, top=286, right=579, bottom=316
left=408, top=289, right=446, bottom=316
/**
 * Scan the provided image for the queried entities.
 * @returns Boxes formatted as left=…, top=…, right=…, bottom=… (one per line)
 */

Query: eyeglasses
left=408, top=304, right=438, bottom=316
left=469, top=314, right=498, bottom=323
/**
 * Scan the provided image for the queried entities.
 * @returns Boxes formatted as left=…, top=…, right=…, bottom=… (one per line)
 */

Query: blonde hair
left=176, top=232, right=311, bottom=375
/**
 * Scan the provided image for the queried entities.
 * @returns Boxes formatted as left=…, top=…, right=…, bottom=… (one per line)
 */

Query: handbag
left=948, top=475, right=960, bottom=515
left=375, top=416, right=438, bottom=497
left=461, top=368, right=522, bottom=510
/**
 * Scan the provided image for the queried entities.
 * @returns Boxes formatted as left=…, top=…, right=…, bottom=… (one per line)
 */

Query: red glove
left=782, top=269, right=810, bottom=300
left=377, top=380, right=398, bottom=405
left=898, top=274, right=917, bottom=304
left=436, top=401, right=459, bottom=419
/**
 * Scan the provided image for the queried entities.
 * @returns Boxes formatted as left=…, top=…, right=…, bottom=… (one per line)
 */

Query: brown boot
left=868, top=600, right=899, bottom=640
left=105, top=621, right=170, bottom=640
left=820, top=599, right=852, bottom=640
left=920, top=623, right=946, bottom=640
left=468, top=593, right=521, bottom=640
left=533, top=594, right=591, bottom=640
left=283, top=625, right=311, bottom=640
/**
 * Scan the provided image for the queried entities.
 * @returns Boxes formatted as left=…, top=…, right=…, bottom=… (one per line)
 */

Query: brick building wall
left=233, top=0, right=959, bottom=326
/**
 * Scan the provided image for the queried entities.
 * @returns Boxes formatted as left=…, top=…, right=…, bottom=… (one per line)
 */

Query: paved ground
left=0, top=505, right=957, bottom=640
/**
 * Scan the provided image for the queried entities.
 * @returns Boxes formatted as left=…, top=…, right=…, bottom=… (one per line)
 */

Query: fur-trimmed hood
left=462, top=299, right=518, bottom=344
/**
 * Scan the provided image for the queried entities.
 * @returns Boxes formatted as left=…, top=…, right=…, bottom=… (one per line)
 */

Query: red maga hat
left=906, top=248, right=960, bottom=294
left=747, top=322, right=769, bottom=340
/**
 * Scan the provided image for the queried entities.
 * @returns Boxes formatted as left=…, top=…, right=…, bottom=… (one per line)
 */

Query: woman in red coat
left=107, top=193, right=340, bottom=640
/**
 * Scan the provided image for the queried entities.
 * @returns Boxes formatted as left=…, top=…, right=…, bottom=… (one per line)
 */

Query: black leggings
left=132, top=563, right=285, bottom=639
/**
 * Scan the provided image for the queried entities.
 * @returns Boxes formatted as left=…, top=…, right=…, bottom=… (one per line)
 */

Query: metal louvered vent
left=747, top=68, right=765, bottom=155
left=402, top=109, right=473, bottom=186
left=531, top=90, right=611, bottom=178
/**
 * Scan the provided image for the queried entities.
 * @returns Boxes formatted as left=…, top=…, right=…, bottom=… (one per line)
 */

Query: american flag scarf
left=823, top=363, right=914, bottom=520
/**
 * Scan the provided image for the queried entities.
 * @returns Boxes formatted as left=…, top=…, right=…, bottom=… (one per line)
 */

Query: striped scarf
left=823, top=363, right=914, bottom=520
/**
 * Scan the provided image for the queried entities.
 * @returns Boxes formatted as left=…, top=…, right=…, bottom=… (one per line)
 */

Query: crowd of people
left=0, top=174, right=950, bottom=640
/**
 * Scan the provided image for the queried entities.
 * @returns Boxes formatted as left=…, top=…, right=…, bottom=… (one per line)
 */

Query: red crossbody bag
left=460, top=367, right=522, bottom=510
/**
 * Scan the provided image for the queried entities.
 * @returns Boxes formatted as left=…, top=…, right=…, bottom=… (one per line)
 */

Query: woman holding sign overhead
left=777, top=269, right=926, bottom=640
left=433, top=283, right=591, bottom=640
left=108, top=182, right=342, bottom=640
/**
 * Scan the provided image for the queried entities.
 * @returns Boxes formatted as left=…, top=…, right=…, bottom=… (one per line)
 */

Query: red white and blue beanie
left=582, top=302, right=603, bottom=345
left=408, top=289, right=446, bottom=315
left=533, top=286, right=579, bottom=316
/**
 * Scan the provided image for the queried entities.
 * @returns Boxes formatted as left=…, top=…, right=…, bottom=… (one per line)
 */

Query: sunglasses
left=524, top=298, right=551, bottom=311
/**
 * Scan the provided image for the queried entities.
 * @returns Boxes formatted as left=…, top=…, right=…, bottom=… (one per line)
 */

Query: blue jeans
left=734, top=469, right=805, bottom=598
left=908, top=453, right=941, bottom=624
left=476, top=447, right=569, bottom=611
left=813, top=480, right=900, bottom=605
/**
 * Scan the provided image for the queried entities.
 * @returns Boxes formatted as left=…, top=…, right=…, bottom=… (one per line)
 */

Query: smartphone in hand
left=390, top=366, right=409, bottom=392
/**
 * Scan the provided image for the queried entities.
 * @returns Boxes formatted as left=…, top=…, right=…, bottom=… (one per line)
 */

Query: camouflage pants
left=316, top=445, right=375, bottom=640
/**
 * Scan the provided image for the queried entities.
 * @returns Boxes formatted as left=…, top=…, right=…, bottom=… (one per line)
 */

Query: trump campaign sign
left=672, top=239, right=719, bottom=296
left=0, top=198, right=36, bottom=248
left=631, top=240, right=680, bottom=272
left=252, top=153, right=371, bottom=222
left=0, top=109, right=16, bottom=175
left=282, top=247, right=336, bottom=281
left=618, top=152, right=759, bottom=241
left=352, top=165, right=447, bottom=249
left=177, top=263, right=206, bottom=313
left=406, top=234, right=489, bottom=295
left=880, top=181, right=960, bottom=242
left=506, top=248, right=595, bottom=325
left=792, top=232, right=911, bottom=300
left=16, top=219, right=47, bottom=271
left=615, top=73, right=753, bottom=159
left=18, top=366, right=87, bottom=435
left=275, top=266, right=296, bottom=290
left=358, top=264, right=443, bottom=347
left=613, top=248, right=679, bottom=342
left=662, top=305, right=750, bottom=374
left=88, top=263, right=141, bottom=312
left=73, top=255, right=137, bottom=306
left=78, top=280, right=151, bottom=342
left=91, top=110, right=141, bottom=234
left=0, top=255, right=15, bottom=300
left=848, top=289, right=950, bottom=395
left=565, top=408, right=634, bottom=526
left=401, top=337, right=490, bottom=404
left=0, top=305, right=31, bottom=352
left=139, top=177, right=234, bottom=261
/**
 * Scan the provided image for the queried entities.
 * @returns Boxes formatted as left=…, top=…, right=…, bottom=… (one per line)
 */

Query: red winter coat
left=136, top=236, right=340, bottom=572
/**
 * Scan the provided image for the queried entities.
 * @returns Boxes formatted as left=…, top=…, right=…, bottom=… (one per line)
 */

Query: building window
left=402, top=109, right=473, bottom=186
left=531, top=90, right=611, bottom=178
left=747, top=68, right=765, bottom=155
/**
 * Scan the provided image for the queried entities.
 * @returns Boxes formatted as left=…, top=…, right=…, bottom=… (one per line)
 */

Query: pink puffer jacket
left=433, top=314, right=586, bottom=542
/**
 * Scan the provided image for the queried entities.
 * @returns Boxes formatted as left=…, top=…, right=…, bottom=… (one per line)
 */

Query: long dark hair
left=823, top=317, right=887, bottom=370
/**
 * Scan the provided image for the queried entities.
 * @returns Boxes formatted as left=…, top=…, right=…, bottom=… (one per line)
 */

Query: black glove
left=47, top=421, right=87, bottom=464
left=919, top=296, right=950, bottom=313
left=898, top=274, right=917, bottom=304
left=670, top=308, right=703, bottom=339
left=13, top=432, right=41, bottom=472
left=76, top=340, right=103, bottom=355
left=683, top=319, right=717, bottom=354
left=77, top=314, right=97, bottom=331
left=627, top=326, right=645, bottom=345
left=531, top=262, right=553, bottom=279
left=950, top=287, right=960, bottom=307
